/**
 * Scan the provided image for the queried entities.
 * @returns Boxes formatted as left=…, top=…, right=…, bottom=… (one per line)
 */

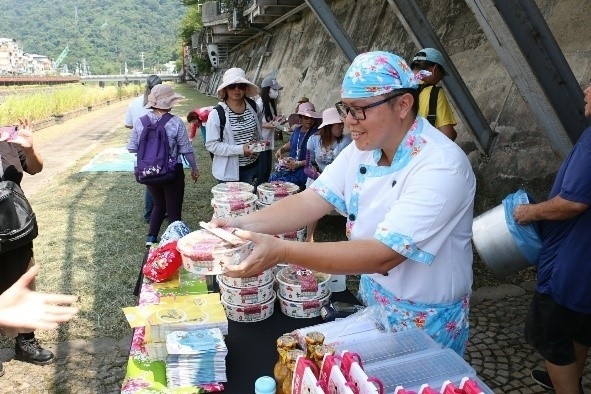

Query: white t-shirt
left=124, top=96, right=149, bottom=127
left=311, top=117, right=475, bottom=304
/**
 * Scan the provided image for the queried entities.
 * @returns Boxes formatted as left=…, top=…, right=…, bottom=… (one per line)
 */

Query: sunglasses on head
left=227, top=83, right=247, bottom=90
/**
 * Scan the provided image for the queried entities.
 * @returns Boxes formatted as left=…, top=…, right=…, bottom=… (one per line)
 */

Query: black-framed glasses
left=227, top=83, right=247, bottom=90
left=335, top=90, right=409, bottom=121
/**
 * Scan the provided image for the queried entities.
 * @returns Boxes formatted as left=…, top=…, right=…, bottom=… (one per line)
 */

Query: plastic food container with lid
left=211, top=191, right=257, bottom=217
left=274, top=228, right=306, bottom=242
left=221, top=291, right=276, bottom=322
left=218, top=268, right=274, bottom=288
left=211, top=182, right=255, bottom=199
left=278, top=292, right=331, bottom=318
left=176, top=230, right=253, bottom=275
left=276, top=266, right=331, bottom=301
left=217, top=276, right=275, bottom=305
left=257, top=181, right=299, bottom=204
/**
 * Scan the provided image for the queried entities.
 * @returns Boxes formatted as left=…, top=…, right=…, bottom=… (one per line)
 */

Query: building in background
left=0, top=38, right=54, bottom=75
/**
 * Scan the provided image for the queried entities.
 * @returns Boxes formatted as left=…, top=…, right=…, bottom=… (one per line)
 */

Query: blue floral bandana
left=341, top=51, right=428, bottom=99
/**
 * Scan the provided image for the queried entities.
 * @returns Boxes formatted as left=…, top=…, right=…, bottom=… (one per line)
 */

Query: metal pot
left=472, top=204, right=532, bottom=278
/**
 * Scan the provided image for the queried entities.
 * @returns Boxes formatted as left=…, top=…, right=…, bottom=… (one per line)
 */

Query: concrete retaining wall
left=197, top=0, right=591, bottom=213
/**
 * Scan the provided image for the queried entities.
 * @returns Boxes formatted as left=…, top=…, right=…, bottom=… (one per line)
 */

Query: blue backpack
left=135, top=113, right=176, bottom=185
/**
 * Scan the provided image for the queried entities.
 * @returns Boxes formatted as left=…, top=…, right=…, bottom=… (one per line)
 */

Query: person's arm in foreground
left=0, top=265, right=79, bottom=331
left=211, top=189, right=406, bottom=278
left=514, top=195, right=588, bottom=225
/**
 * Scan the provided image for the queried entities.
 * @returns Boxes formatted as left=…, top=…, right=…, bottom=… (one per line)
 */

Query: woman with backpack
left=205, top=68, right=263, bottom=186
left=127, top=84, right=199, bottom=247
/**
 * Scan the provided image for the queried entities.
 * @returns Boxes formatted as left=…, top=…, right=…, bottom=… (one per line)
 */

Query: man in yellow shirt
left=410, top=48, right=457, bottom=141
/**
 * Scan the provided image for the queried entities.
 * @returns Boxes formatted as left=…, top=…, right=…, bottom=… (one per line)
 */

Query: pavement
left=0, top=99, right=589, bottom=393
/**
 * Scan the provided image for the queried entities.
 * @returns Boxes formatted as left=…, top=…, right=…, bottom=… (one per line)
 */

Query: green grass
left=4, top=84, right=219, bottom=345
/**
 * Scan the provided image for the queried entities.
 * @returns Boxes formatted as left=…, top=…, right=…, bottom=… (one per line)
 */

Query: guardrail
left=80, top=74, right=181, bottom=83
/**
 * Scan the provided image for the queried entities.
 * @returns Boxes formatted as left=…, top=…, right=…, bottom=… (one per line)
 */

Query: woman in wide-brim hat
left=127, top=84, right=200, bottom=247
left=270, top=101, right=322, bottom=190
left=303, top=107, right=352, bottom=241
left=205, top=68, right=264, bottom=186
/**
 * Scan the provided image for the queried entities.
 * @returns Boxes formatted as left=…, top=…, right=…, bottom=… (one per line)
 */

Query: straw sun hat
left=144, top=84, right=185, bottom=110
left=217, top=68, right=259, bottom=99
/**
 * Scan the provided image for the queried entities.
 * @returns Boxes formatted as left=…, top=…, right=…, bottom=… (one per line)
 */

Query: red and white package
left=292, top=355, right=325, bottom=394
left=319, top=354, right=355, bottom=394
left=348, top=363, right=384, bottom=394
left=341, top=351, right=384, bottom=394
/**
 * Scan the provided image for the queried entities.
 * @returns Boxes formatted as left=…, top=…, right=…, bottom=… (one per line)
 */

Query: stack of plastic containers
left=331, top=329, right=495, bottom=393
left=211, top=182, right=257, bottom=218
left=210, top=182, right=277, bottom=322
left=217, top=269, right=276, bottom=323
left=255, top=181, right=306, bottom=278
left=275, top=265, right=331, bottom=318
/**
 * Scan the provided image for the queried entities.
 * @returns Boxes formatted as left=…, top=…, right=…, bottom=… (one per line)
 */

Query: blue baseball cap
left=411, top=48, right=449, bottom=75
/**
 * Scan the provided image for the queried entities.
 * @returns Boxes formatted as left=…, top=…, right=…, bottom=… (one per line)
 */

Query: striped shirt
left=229, top=108, right=259, bottom=166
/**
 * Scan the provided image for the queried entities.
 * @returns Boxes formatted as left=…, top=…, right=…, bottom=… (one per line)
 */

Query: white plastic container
left=274, top=227, right=306, bottom=242
left=221, top=291, right=276, bottom=322
left=218, top=268, right=274, bottom=288
left=217, top=277, right=275, bottom=305
left=211, top=182, right=254, bottom=199
left=327, top=275, right=347, bottom=292
left=276, top=266, right=331, bottom=301
left=211, top=191, right=257, bottom=217
left=257, top=181, right=299, bottom=204
left=277, top=292, right=330, bottom=318
left=177, top=230, right=253, bottom=275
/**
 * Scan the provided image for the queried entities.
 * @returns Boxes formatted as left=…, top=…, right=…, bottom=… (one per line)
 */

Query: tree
left=178, top=4, right=203, bottom=45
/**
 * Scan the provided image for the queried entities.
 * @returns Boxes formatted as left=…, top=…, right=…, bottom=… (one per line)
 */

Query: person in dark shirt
left=514, top=80, right=591, bottom=393
left=0, top=119, right=55, bottom=375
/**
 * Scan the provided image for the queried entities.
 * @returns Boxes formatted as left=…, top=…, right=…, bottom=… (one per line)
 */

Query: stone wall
left=200, top=0, right=591, bottom=214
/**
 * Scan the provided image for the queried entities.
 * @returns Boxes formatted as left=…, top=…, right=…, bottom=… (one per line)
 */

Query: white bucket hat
left=217, top=68, right=259, bottom=99
left=144, top=84, right=185, bottom=110
left=318, top=107, right=343, bottom=129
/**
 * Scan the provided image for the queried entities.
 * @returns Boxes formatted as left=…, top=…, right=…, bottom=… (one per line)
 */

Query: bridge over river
left=80, top=73, right=181, bottom=83
left=0, top=73, right=180, bottom=86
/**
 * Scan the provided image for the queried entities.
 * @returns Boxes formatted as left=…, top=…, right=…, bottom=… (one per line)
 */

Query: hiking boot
left=15, top=333, right=55, bottom=365
left=531, top=370, right=584, bottom=393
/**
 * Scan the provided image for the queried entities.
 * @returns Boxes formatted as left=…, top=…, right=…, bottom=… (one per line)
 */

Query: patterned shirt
left=228, top=108, right=258, bottom=167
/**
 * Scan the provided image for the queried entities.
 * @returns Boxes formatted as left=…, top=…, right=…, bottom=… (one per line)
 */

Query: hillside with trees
left=0, top=0, right=189, bottom=75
